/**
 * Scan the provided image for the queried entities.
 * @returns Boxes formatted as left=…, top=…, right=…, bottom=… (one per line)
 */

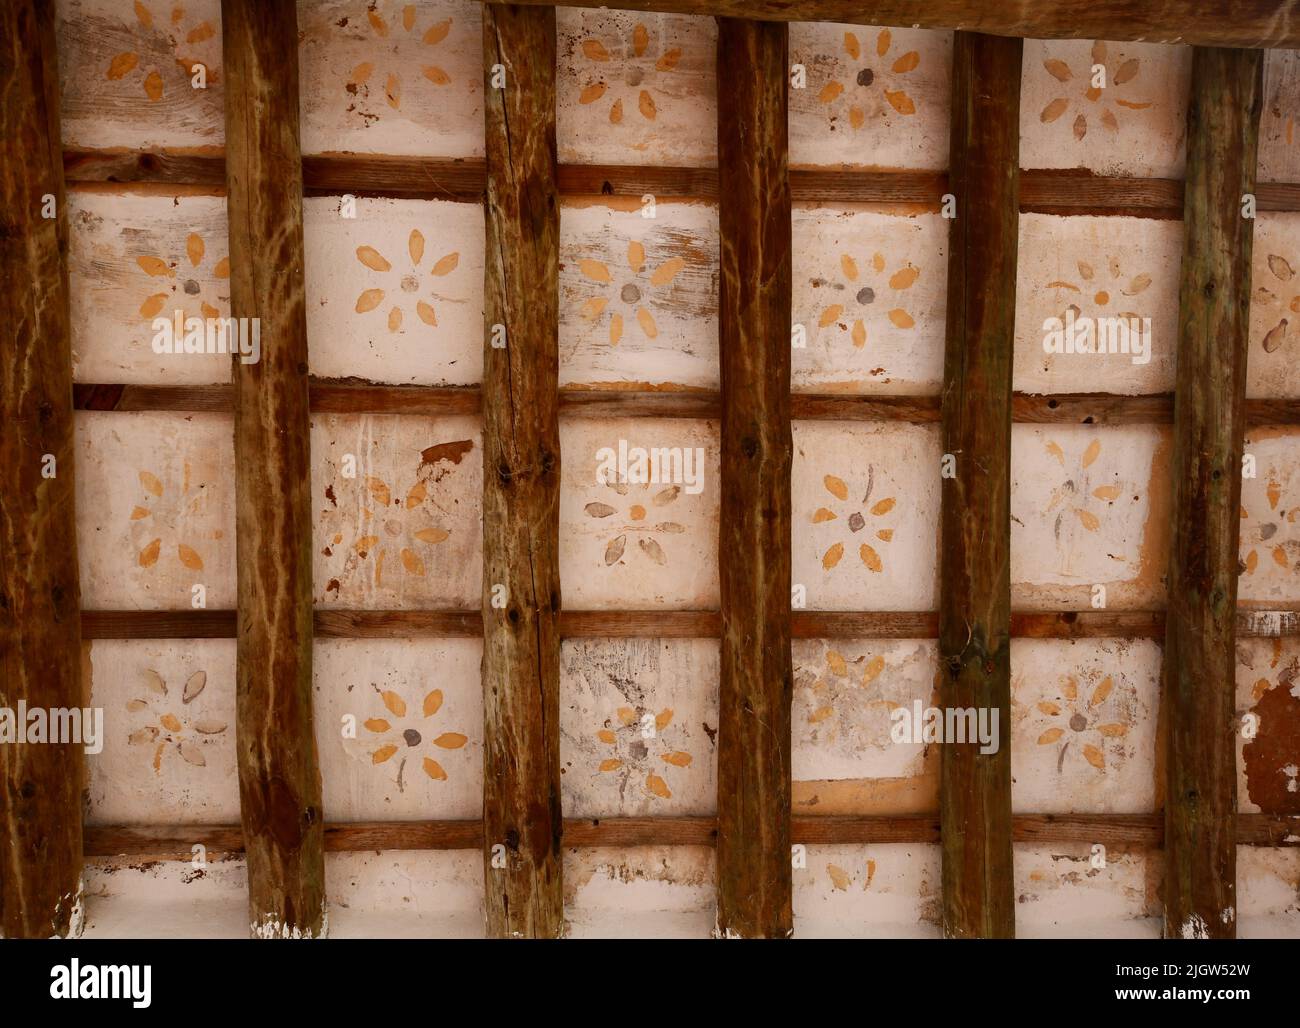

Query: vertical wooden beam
left=481, top=4, right=563, bottom=939
left=938, top=31, right=1020, bottom=939
left=0, top=0, right=85, bottom=939
left=222, top=0, right=325, bottom=938
left=714, top=17, right=793, bottom=940
left=1163, top=46, right=1262, bottom=940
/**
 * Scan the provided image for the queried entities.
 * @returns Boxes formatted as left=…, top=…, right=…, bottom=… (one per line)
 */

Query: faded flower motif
left=816, top=250, right=919, bottom=349
left=107, top=2, right=219, bottom=102
left=817, top=28, right=921, bottom=129
left=1037, top=41, right=1152, bottom=140
left=363, top=685, right=467, bottom=787
left=353, top=229, right=459, bottom=332
left=593, top=704, right=690, bottom=800
left=345, top=6, right=456, bottom=109
left=1254, top=252, right=1300, bottom=355
left=585, top=481, right=685, bottom=568
left=1027, top=672, right=1129, bottom=773
left=1240, top=477, right=1298, bottom=577
left=135, top=231, right=230, bottom=323
left=131, top=467, right=210, bottom=573
left=575, top=21, right=682, bottom=126
left=575, top=240, right=687, bottom=346
left=811, top=468, right=896, bottom=573
left=126, top=667, right=226, bottom=774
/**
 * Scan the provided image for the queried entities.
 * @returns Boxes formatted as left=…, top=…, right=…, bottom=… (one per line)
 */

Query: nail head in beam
left=481, top=3, right=565, bottom=940
left=938, top=31, right=1021, bottom=940
left=221, top=0, right=326, bottom=940
left=0, top=0, right=86, bottom=940
left=1162, top=45, right=1263, bottom=942
left=715, top=16, right=794, bottom=941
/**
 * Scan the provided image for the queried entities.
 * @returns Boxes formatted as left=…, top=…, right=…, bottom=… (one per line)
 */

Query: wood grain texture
left=715, top=17, right=793, bottom=941
left=68, top=383, right=1300, bottom=428
left=938, top=32, right=1020, bottom=940
left=481, top=4, right=563, bottom=940
left=78, top=607, right=1300, bottom=640
left=493, top=0, right=1300, bottom=48
left=65, top=148, right=1300, bottom=214
left=1163, top=46, right=1263, bottom=942
left=222, top=0, right=325, bottom=939
left=0, top=0, right=85, bottom=939
left=80, top=814, right=1300, bottom=859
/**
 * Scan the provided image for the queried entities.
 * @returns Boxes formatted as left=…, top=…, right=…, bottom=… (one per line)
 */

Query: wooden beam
left=0, top=0, right=85, bottom=939
left=81, top=813, right=1300, bottom=860
left=715, top=16, right=793, bottom=940
left=938, top=32, right=1021, bottom=939
left=481, top=4, right=563, bottom=939
left=67, top=381, right=1300, bottom=429
left=64, top=148, right=1300, bottom=216
left=221, top=0, right=325, bottom=939
left=491, top=0, right=1300, bottom=49
left=79, top=607, right=1300, bottom=641
left=1163, top=46, right=1263, bottom=941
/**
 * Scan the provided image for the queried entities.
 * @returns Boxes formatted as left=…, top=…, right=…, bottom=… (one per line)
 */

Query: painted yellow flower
left=811, top=469, right=896, bottom=573
left=576, top=240, right=686, bottom=346
left=107, top=1, right=218, bottom=102
left=136, top=232, right=230, bottom=323
left=817, top=251, right=918, bottom=349
left=1044, top=254, right=1151, bottom=325
left=1240, top=477, right=1297, bottom=576
left=347, top=470, right=452, bottom=585
left=1038, top=41, right=1152, bottom=140
left=817, top=28, right=920, bottom=129
left=798, top=647, right=891, bottom=737
left=353, top=229, right=458, bottom=332
left=1254, top=252, right=1300, bottom=354
left=594, top=704, right=690, bottom=800
left=825, top=858, right=878, bottom=892
left=1030, top=673, right=1128, bottom=772
left=131, top=467, right=209, bottom=573
left=126, top=667, right=226, bottom=774
left=364, top=685, right=467, bottom=787
left=576, top=21, right=681, bottom=125
left=585, top=480, right=685, bottom=568
left=1042, top=437, right=1122, bottom=537
left=346, top=5, right=456, bottom=108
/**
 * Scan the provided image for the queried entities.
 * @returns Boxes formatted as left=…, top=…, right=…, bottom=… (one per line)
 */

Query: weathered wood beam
left=1163, top=46, right=1263, bottom=941
left=481, top=4, right=563, bottom=939
left=67, top=382, right=1300, bottom=429
left=715, top=17, right=793, bottom=940
left=68, top=148, right=1300, bottom=214
left=80, top=813, right=1300, bottom=860
left=938, top=32, right=1021, bottom=939
left=78, top=607, right=1300, bottom=641
left=221, top=0, right=325, bottom=939
left=490, top=0, right=1300, bottom=49
left=0, top=0, right=84, bottom=939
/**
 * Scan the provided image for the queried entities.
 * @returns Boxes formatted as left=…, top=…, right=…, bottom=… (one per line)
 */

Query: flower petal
left=357, top=245, right=391, bottom=272
left=422, top=757, right=447, bottom=780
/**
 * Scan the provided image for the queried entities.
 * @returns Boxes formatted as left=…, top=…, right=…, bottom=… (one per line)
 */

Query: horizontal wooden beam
left=81, top=813, right=1300, bottom=859
left=61, top=150, right=1300, bottom=214
left=487, top=0, right=1300, bottom=50
left=67, top=382, right=1300, bottom=428
left=80, top=608, right=1300, bottom=640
